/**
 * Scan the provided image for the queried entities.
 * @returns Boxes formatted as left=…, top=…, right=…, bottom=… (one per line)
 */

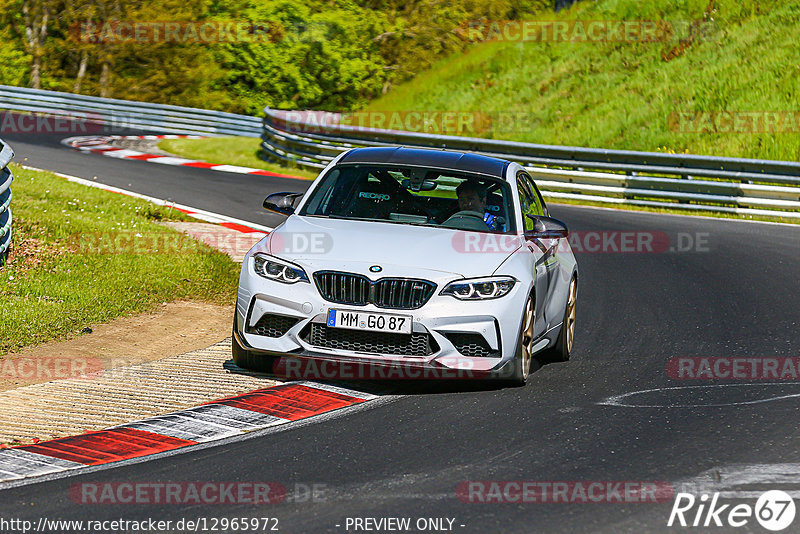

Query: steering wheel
left=441, top=210, right=491, bottom=231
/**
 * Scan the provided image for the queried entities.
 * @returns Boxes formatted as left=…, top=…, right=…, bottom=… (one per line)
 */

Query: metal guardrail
left=261, top=109, right=800, bottom=219
left=0, top=139, right=13, bottom=265
left=0, top=85, right=262, bottom=137
left=1, top=85, right=796, bottom=219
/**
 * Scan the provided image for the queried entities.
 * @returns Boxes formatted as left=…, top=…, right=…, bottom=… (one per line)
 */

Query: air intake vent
left=302, top=323, right=437, bottom=357
left=246, top=314, right=300, bottom=338
left=445, top=333, right=500, bottom=358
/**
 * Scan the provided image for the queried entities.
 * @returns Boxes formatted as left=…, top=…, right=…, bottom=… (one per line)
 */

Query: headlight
left=440, top=276, right=516, bottom=300
left=252, top=254, right=309, bottom=284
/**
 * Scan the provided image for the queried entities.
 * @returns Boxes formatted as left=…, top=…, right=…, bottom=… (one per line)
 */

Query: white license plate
left=327, top=309, right=412, bottom=334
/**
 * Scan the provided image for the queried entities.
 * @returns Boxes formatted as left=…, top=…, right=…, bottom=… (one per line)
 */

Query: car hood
left=259, top=215, right=522, bottom=279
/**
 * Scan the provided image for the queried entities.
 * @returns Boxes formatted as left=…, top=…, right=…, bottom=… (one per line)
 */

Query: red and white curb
left=61, top=135, right=307, bottom=180
left=0, top=168, right=383, bottom=484
left=0, top=382, right=377, bottom=483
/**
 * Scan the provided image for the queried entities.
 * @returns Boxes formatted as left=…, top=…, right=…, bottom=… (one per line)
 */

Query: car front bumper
left=235, top=256, right=531, bottom=378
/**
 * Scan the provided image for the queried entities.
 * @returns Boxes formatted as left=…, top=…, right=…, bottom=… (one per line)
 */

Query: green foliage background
left=0, top=0, right=549, bottom=114
left=366, top=0, right=800, bottom=160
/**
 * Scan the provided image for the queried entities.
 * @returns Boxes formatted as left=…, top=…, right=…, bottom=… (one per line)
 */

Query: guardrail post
left=0, top=138, right=13, bottom=267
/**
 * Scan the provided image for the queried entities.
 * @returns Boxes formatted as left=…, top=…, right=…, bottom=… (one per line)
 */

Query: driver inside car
left=455, top=180, right=503, bottom=231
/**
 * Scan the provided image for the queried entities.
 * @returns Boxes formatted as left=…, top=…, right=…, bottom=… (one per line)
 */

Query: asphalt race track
left=0, top=121, right=296, bottom=229
left=2, top=121, right=800, bottom=533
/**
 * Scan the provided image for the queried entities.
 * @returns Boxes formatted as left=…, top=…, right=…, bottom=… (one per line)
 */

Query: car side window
left=533, top=186, right=549, bottom=217
left=521, top=172, right=546, bottom=217
left=516, top=174, right=536, bottom=231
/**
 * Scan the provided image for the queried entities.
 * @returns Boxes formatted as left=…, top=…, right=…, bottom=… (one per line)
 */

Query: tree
left=21, top=0, right=54, bottom=88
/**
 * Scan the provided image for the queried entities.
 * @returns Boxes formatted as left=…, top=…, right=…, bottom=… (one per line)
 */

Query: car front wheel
left=544, top=275, right=577, bottom=363
left=507, top=294, right=540, bottom=386
left=232, top=315, right=277, bottom=373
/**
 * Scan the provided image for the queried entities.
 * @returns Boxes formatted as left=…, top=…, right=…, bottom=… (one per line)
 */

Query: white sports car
left=233, top=147, right=578, bottom=384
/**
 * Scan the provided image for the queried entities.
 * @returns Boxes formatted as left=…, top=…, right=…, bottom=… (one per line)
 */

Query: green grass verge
left=158, top=137, right=318, bottom=180
left=0, top=164, right=240, bottom=353
left=365, top=0, right=800, bottom=162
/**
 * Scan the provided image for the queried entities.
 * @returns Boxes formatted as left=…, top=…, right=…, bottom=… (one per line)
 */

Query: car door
left=520, top=172, right=565, bottom=329
left=516, top=172, right=549, bottom=337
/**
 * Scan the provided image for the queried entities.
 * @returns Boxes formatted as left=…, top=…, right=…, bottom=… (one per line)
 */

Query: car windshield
left=298, top=164, right=515, bottom=233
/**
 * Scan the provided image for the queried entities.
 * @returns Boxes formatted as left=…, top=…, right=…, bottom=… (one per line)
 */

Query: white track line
left=19, top=164, right=273, bottom=233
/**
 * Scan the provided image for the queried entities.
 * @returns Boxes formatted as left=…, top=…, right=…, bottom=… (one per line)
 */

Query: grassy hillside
left=365, top=0, right=800, bottom=161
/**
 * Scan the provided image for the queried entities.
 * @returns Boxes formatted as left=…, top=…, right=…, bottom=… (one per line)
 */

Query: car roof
left=337, top=147, right=510, bottom=178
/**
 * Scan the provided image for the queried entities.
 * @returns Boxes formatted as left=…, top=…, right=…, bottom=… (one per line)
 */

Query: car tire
left=542, top=275, right=577, bottom=363
left=506, top=293, right=540, bottom=386
left=231, top=314, right=277, bottom=373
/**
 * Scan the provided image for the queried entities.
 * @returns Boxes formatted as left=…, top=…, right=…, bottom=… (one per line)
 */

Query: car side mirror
left=524, top=215, right=569, bottom=240
left=263, top=192, right=303, bottom=216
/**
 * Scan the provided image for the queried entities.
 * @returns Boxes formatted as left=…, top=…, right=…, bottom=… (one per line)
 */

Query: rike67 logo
left=668, top=491, right=796, bottom=531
